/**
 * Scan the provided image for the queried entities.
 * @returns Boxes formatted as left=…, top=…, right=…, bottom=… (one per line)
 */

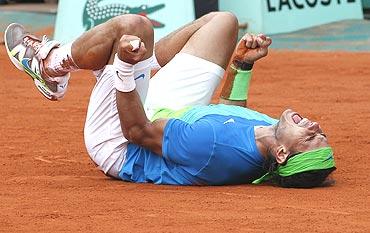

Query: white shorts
left=84, top=53, right=225, bottom=178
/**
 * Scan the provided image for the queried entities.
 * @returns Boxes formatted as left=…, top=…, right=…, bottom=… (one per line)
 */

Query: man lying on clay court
left=4, top=12, right=336, bottom=188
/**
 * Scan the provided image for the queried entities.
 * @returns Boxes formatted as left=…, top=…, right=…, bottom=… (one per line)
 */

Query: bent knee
left=200, top=11, right=238, bottom=27
left=110, top=14, right=153, bottom=36
left=210, top=11, right=238, bottom=24
left=203, top=12, right=238, bottom=39
left=218, top=12, right=238, bottom=31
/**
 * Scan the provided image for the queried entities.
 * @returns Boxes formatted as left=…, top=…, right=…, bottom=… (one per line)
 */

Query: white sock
left=44, top=42, right=79, bottom=78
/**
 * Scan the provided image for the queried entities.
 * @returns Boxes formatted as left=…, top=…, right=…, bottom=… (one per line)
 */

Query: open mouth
left=291, top=112, right=316, bottom=129
left=292, top=113, right=303, bottom=124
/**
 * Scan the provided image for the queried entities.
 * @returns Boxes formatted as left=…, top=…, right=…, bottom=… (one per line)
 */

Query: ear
left=275, top=145, right=290, bottom=164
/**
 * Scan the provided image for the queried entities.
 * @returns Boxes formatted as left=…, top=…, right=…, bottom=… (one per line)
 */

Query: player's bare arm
left=117, top=90, right=167, bottom=155
left=115, top=35, right=167, bottom=155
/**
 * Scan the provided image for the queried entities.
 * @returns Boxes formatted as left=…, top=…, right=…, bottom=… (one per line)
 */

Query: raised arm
left=115, top=35, right=167, bottom=156
left=219, top=34, right=272, bottom=107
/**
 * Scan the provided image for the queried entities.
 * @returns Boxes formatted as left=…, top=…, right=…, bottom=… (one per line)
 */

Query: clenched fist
left=117, top=35, right=147, bottom=65
left=234, top=34, right=272, bottom=65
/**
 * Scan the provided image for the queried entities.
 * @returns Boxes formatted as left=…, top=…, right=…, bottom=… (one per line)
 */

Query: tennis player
left=4, top=12, right=335, bottom=187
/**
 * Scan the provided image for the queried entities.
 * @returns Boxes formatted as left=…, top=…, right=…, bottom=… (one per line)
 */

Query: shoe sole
left=4, top=23, right=26, bottom=72
left=4, top=23, right=56, bottom=101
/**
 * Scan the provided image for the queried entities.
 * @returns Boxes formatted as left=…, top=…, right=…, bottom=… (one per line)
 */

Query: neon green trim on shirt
left=151, top=106, right=193, bottom=121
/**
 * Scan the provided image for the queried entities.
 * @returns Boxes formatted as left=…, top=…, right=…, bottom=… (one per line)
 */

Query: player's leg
left=69, top=15, right=154, bottom=70
left=145, top=12, right=239, bottom=116
left=154, top=12, right=219, bottom=67
left=4, top=14, right=153, bottom=100
left=180, top=12, right=238, bottom=69
left=65, top=14, right=154, bottom=103
left=51, top=12, right=220, bottom=78
left=83, top=15, right=154, bottom=178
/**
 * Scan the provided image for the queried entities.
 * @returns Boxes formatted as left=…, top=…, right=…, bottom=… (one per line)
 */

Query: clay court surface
left=0, top=45, right=369, bottom=232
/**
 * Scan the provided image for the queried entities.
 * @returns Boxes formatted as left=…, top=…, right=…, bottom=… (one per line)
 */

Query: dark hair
left=262, top=154, right=336, bottom=188
left=271, top=167, right=336, bottom=188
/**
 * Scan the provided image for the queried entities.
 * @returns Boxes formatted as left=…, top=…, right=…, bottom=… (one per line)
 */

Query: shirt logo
left=223, top=118, right=235, bottom=124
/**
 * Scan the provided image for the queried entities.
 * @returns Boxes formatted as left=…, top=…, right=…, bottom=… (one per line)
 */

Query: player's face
left=275, top=109, right=329, bottom=154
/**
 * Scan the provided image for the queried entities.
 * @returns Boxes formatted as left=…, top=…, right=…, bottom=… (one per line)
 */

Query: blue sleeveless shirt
left=118, top=104, right=278, bottom=185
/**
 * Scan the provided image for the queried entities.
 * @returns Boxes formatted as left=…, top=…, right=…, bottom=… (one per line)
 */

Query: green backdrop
left=55, top=0, right=364, bottom=44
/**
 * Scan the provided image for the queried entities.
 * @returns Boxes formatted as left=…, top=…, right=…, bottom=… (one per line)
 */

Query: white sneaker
left=4, top=23, right=69, bottom=101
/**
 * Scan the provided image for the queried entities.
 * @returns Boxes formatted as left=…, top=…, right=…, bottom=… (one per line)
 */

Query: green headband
left=252, top=147, right=335, bottom=184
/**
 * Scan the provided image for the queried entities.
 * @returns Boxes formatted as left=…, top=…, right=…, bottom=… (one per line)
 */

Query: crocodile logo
left=83, top=0, right=165, bottom=30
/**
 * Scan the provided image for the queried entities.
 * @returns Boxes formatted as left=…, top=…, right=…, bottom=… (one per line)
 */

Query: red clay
left=0, top=46, right=369, bottom=232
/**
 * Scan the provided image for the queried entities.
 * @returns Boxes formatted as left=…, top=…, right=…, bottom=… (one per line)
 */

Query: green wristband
left=228, top=65, right=252, bottom=101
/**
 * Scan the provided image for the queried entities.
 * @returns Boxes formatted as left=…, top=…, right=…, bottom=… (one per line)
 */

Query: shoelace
left=23, top=35, right=49, bottom=54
